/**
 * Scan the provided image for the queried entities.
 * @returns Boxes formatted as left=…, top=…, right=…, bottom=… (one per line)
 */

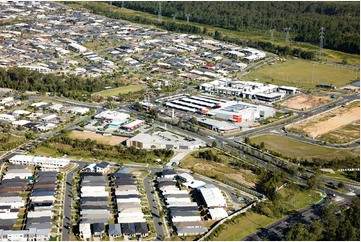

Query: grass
left=211, top=212, right=276, bottom=241
left=64, top=1, right=360, bottom=65
left=180, top=148, right=258, bottom=188
left=94, top=84, right=146, bottom=97
left=249, top=134, right=359, bottom=160
left=323, top=171, right=360, bottom=184
left=31, top=146, right=60, bottom=157
left=242, top=59, right=359, bottom=90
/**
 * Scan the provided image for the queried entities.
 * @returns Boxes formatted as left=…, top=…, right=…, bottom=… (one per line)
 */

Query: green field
left=249, top=134, right=359, bottom=160
left=64, top=1, right=360, bottom=65
left=94, top=84, right=145, bottom=97
left=243, top=59, right=359, bottom=90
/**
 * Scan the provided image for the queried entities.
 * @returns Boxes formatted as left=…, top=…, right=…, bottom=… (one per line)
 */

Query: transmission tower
left=158, top=2, right=162, bottom=22
left=270, top=29, right=275, bottom=45
left=285, top=27, right=291, bottom=45
left=319, top=27, right=325, bottom=60
left=172, top=13, right=176, bottom=21
left=185, top=13, right=191, bottom=23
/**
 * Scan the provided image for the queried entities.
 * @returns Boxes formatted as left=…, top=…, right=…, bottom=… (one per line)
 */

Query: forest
left=114, top=1, right=360, bottom=54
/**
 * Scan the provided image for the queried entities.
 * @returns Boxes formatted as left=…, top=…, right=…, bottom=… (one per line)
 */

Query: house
left=91, top=223, right=105, bottom=238
left=96, top=161, right=110, bottom=173
left=36, top=123, right=57, bottom=132
left=162, top=169, right=177, bottom=180
left=0, top=114, right=16, bottom=122
left=79, top=222, right=91, bottom=240
left=108, top=224, right=122, bottom=238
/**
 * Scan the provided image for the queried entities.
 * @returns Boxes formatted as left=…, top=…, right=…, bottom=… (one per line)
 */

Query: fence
left=224, top=179, right=265, bottom=199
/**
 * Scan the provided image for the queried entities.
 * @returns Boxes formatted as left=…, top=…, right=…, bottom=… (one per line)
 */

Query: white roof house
left=69, top=107, right=89, bottom=115
left=0, top=114, right=16, bottom=121
left=12, top=110, right=31, bottom=116
left=208, top=207, right=228, bottom=220
left=79, top=223, right=91, bottom=240
left=198, top=184, right=227, bottom=208
left=12, top=120, right=31, bottom=126
left=3, top=168, right=32, bottom=180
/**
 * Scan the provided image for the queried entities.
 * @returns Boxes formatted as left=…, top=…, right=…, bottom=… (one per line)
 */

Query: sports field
left=249, top=134, right=359, bottom=160
left=95, top=84, right=145, bottom=97
left=243, top=59, right=359, bottom=90
left=68, top=130, right=128, bottom=145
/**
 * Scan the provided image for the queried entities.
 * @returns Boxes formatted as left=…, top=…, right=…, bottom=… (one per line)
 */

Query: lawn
left=94, top=84, right=146, bottom=97
left=249, top=134, right=359, bottom=160
left=323, top=171, right=360, bottom=184
left=64, top=1, right=360, bottom=65
left=180, top=148, right=259, bottom=188
left=242, top=59, right=359, bottom=90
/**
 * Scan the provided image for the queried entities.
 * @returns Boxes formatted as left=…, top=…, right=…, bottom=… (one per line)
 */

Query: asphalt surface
left=142, top=170, right=166, bottom=240
left=61, top=164, right=79, bottom=241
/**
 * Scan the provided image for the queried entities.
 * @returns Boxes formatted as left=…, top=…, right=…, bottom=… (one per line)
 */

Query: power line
left=284, top=27, right=291, bottom=45
left=319, top=27, right=325, bottom=60
left=185, top=13, right=191, bottom=23
left=270, top=29, right=275, bottom=45
left=158, top=2, right=162, bottom=22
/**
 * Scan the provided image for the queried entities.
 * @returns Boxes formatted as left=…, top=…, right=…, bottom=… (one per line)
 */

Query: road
left=61, top=163, right=79, bottom=241
left=143, top=170, right=166, bottom=240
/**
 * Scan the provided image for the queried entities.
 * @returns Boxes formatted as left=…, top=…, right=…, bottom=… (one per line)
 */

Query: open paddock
left=68, top=130, right=128, bottom=145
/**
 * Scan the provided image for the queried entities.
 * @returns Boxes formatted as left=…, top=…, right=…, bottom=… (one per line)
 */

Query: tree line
left=286, top=197, right=360, bottom=241
left=42, top=135, right=174, bottom=163
left=116, top=1, right=359, bottom=54
left=0, top=68, right=116, bottom=101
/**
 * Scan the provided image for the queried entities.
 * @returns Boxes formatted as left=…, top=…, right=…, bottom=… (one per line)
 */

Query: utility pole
left=158, top=2, right=162, bottom=22
left=319, top=27, right=325, bottom=60
left=284, top=27, right=291, bottom=45
left=121, top=1, right=124, bottom=9
left=270, top=29, right=275, bottom=45
left=172, top=13, right=176, bottom=21
left=185, top=13, right=191, bottom=23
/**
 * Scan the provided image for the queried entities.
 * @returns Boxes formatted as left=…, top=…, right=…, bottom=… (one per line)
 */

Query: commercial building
left=199, top=78, right=297, bottom=103
left=94, top=111, right=130, bottom=126
left=196, top=184, right=227, bottom=208
left=126, top=131, right=205, bottom=150
left=9, top=155, right=70, bottom=171
left=196, top=118, right=240, bottom=133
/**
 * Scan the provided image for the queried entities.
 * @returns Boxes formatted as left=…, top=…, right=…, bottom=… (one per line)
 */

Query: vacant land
left=94, top=84, right=145, bottom=97
left=180, top=149, right=258, bottom=188
left=318, top=120, right=360, bottom=144
left=68, top=130, right=128, bottom=145
left=243, top=59, right=359, bottom=90
left=0, top=134, right=26, bottom=151
left=278, top=94, right=332, bottom=110
left=288, top=101, right=360, bottom=141
left=250, top=134, right=359, bottom=160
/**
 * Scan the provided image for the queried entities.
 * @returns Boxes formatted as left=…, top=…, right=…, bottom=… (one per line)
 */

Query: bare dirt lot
left=279, top=94, right=332, bottom=110
left=288, top=101, right=360, bottom=140
left=69, top=130, right=128, bottom=145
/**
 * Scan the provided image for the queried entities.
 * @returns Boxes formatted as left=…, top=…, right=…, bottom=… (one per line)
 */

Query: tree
left=212, top=140, right=217, bottom=148
left=214, top=30, right=222, bottom=40
left=259, top=142, right=265, bottom=150
left=337, top=181, right=345, bottom=189
left=307, top=174, right=322, bottom=190
left=244, top=137, right=250, bottom=144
